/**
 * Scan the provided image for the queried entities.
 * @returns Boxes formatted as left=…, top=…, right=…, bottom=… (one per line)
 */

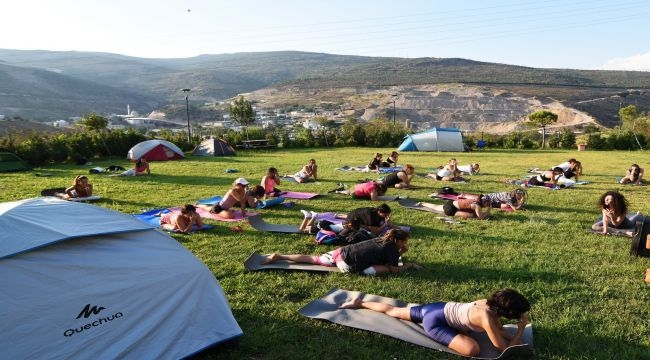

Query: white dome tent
left=0, top=198, right=242, bottom=359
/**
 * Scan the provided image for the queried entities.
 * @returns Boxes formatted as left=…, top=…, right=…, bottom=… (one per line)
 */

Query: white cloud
left=600, top=51, right=650, bottom=72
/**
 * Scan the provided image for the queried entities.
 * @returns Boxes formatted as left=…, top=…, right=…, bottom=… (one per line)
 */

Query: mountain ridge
left=0, top=49, right=648, bottom=130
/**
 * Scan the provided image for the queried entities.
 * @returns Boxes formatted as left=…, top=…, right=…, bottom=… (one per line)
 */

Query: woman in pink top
left=340, top=288, right=530, bottom=356
left=261, top=167, right=282, bottom=198
left=335, top=181, right=388, bottom=201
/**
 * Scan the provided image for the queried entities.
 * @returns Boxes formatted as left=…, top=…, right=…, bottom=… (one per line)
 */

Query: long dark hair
left=598, top=190, right=627, bottom=215
left=379, top=228, right=409, bottom=244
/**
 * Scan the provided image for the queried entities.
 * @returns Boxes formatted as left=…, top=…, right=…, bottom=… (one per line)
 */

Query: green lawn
left=2, top=148, right=649, bottom=360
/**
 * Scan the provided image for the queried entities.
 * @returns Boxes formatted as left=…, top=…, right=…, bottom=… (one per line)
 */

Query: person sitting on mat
left=261, top=167, right=283, bottom=198
left=381, top=151, right=399, bottom=168
left=417, top=195, right=492, bottom=219
left=160, top=204, right=203, bottom=234
left=195, top=177, right=254, bottom=219
left=382, top=164, right=415, bottom=189
left=592, top=190, right=643, bottom=236
left=339, top=288, right=531, bottom=357
left=262, top=228, right=422, bottom=275
left=110, top=158, right=151, bottom=177
left=290, top=159, right=318, bottom=183
left=64, top=175, right=93, bottom=199
left=366, top=153, right=383, bottom=172
left=334, top=180, right=388, bottom=201
left=620, top=164, right=645, bottom=185
left=527, top=167, right=563, bottom=187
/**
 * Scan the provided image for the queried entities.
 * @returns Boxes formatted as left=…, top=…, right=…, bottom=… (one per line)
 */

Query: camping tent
left=0, top=152, right=31, bottom=172
left=0, top=197, right=242, bottom=359
left=127, top=139, right=184, bottom=161
left=192, top=138, right=236, bottom=156
left=397, top=128, right=464, bottom=152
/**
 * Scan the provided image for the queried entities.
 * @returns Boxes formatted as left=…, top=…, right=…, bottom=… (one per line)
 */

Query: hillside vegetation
left=0, top=49, right=649, bottom=129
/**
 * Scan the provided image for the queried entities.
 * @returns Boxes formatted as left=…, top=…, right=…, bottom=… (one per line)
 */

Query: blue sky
left=2, top=0, right=649, bottom=71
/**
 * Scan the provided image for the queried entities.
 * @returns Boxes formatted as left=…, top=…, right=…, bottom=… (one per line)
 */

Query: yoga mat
left=299, top=288, right=534, bottom=359
left=133, top=209, right=213, bottom=232
left=244, top=251, right=340, bottom=272
left=195, top=195, right=222, bottom=205
left=281, top=191, right=321, bottom=199
left=376, top=195, right=400, bottom=201
left=41, top=188, right=101, bottom=202
left=248, top=214, right=302, bottom=233
left=398, top=199, right=443, bottom=213
left=256, top=197, right=285, bottom=209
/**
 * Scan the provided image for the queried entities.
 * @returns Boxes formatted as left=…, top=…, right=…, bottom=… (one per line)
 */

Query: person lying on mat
left=381, top=164, right=415, bottom=189
left=64, top=175, right=93, bottom=199
left=417, top=195, right=492, bottom=219
left=195, top=178, right=261, bottom=219
left=452, top=189, right=526, bottom=211
left=298, top=212, right=375, bottom=245
left=530, top=159, right=582, bottom=181
left=160, top=204, right=203, bottom=234
left=425, top=158, right=465, bottom=182
left=457, top=163, right=480, bottom=175
left=290, top=159, right=318, bottom=183
left=620, top=164, right=645, bottom=185
left=381, top=151, right=399, bottom=168
left=340, top=203, right=398, bottom=235
left=262, top=229, right=422, bottom=275
left=110, top=158, right=151, bottom=177
left=334, top=180, right=388, bottom=201
left=592, top=190, right=643, bottom=236
left=339, top=288, right=531, bottom=357
left=527, top=167, right=563, bottom=187
left=366, top=152, right=383, bottom=172
left=261, top=167, right=283, bottom=198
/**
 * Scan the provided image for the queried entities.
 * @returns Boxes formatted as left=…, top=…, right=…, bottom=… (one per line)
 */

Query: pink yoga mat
left=279, top=191, right=320, bottom=199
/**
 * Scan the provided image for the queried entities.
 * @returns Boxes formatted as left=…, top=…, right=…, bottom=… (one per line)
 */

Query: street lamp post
left=391, top=94, right=398, bottom=125
left=182, top=88, right=191, bottom=143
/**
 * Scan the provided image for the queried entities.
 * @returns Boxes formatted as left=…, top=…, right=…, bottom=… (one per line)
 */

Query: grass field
left=2, top=148, right=649, bottom=360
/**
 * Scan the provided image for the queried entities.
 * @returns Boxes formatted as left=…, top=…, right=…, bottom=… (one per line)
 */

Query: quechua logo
left=76, top=304, right=106, bottom=319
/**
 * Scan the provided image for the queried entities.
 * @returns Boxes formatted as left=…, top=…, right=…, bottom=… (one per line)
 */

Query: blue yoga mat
left=257, top=197, right=285, bottom=209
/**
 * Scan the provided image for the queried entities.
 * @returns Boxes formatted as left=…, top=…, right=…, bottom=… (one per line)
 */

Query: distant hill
left=0, top=49, right=649, bottom=130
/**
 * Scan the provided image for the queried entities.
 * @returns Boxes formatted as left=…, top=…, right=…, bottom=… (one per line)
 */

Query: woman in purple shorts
left=340, top=288, right=530, bottom=356
left=262, top=229, right=422, bottom=275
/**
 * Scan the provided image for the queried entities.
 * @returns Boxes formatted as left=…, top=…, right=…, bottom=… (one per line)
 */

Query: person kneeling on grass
left=381, top=164, right=415, bottom=189
left=339, top=288, right=530, bottom=357
left=160, top=204, right=203, bottom=234
left=262, top=229, right=422, bottom=275
left=592, top=190, right=643, bottom=236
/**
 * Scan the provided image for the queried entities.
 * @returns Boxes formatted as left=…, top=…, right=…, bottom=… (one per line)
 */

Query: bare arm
left=483, top=312, right=528, bottom=352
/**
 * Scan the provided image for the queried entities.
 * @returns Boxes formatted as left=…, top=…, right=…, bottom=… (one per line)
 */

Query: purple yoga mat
left=280, top=191, right=320, bottom=199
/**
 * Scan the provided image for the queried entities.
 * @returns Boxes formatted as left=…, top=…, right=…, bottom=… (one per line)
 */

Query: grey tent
left=0, top=197, right=242, bottom=359
left=192, top=138, right=236, bottom=156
